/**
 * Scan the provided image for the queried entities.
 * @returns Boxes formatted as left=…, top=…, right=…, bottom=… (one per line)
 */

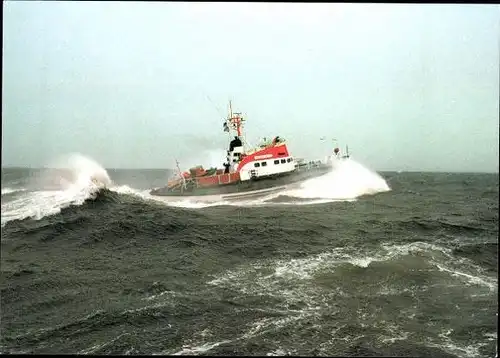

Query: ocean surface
left=1, top=154, right=498, bottom=356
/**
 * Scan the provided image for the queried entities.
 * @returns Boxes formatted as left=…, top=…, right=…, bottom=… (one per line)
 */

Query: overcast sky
left=2, top=2, right=499, bottom=172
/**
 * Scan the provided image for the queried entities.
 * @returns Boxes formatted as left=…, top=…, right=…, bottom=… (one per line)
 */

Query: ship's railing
left=295, top=160, right=322, bottom=171
left=168, top=176, right=197, bottom=192
left=246, top=140, right=287, bottom=155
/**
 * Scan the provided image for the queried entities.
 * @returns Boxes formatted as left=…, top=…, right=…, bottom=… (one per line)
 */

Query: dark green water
left=1, top=166, right=498, bottom=356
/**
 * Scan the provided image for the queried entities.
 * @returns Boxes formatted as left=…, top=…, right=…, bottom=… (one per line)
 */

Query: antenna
left=206, top=95, right=224, bottom=118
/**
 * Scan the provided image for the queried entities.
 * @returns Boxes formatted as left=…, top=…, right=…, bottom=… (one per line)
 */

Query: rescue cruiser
left=150, top=102, right=349, bottom=199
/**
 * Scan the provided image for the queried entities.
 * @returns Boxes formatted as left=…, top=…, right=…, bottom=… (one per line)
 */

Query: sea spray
left=1, top=153, right=113, bottom=226
left=179, top=149, right=228, bottom=171
left=142, top=158, right=391, bottom=208
left=1, top=155, right=391, bottom=225
left=282, top=158, right=390, bottom=201
left=1, top=188, right=26, bottom=196
left=50, top=153, right=113, bottom=188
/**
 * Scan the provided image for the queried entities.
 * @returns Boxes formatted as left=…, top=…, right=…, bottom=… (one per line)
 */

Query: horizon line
left=1, top=166, right=498, bottom=175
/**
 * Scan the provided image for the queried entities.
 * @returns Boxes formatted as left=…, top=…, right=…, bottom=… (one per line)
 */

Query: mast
left=226, top=100, right=244, bottom=137
left=175, top=159, right=187, bottom=191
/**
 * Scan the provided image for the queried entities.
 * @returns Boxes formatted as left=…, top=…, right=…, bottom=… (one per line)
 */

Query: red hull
left=195, top=172, right=241, bottom=187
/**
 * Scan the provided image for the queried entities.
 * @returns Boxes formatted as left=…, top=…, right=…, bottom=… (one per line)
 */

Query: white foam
left=209, top=241, right=497, bottom=306
left=155, top=198, right=230, bottom=209
left=281, top=158, right=390, bottom=201
left=381, top=331, right=409, bottom=344
left=1, top=183, right=103, bottom=227
left=2, top=156, right=389, bottom=223
left=138, top=158, right=390, bottom=209
left=484, top=332, right=497, bottom=340
left=273, top=253, right=331, bottom=280
left=110, top=184, right=233, bottom=209
left=380, top=241, right=454, bottom=258
left=195, top=241, right=497, bottom=357
left=266, top=348, right=290, bottom=356
left=1, top=153, right=111, bottom=226
left=165, top=306, right=313, bottom=355
left=122, top=302, right=172, bottom=315
left=0, top=153, right=227, bottom=225
left=1, top=187, right=26, bottom=195
left=427, top=330, right=491, bottom=358
left=105, top=158, right=389, bottom=209
left=381, top=242, right=497, bottom=291
left=79, top=333, right=130, bottom=355
left=349, top=257, right=377, bottom=268
left=436, top=264, right=497, bottom=291
left=172, top=340, right=232, bottom=356
left=47, top=153, right=113, bottom=189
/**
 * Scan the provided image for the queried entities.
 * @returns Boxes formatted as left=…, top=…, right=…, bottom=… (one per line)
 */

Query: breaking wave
left=280, top=158, right=390, bottom=200
left=1, top=153, right=112, bottom=226
left=1, top=187, right=26, bottom=196
left=1, top=154, right=390, bottom=226
left=1, top=158, right=496, bottom=356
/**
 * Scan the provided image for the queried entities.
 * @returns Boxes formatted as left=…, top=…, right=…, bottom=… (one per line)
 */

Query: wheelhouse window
left=286, top=158, right=291, bottom=163
left=280, top=159, right=286, bottom=164
left=261, top=162, right=267, bottom=166
left=274, top=160, right=280, bottom=165
left=254, top=162, right=260, bottom=167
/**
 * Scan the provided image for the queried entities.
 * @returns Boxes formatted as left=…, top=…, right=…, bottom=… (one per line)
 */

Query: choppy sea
left=1, top=154, right=498, bottom=356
